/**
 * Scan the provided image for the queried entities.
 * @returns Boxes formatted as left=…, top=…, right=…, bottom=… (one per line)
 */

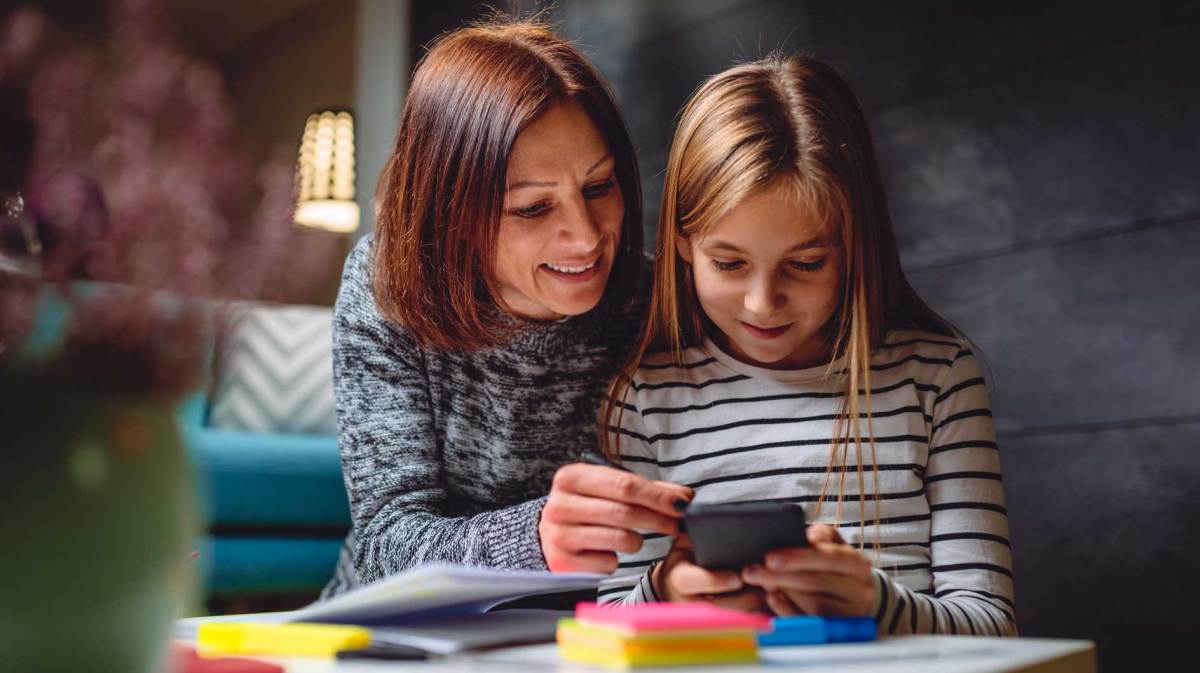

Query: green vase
left=0, top=374, right=197, bottom=673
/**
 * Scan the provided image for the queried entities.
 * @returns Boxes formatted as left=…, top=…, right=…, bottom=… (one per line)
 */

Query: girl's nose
left=744, top=274, right=785, bottom=315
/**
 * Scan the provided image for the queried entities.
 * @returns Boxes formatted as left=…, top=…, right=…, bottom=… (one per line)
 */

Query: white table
left=238, top=636, right=1095, bottom=673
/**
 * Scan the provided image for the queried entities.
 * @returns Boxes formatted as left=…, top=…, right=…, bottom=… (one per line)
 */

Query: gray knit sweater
left=322, top=236, right=646, bottom=597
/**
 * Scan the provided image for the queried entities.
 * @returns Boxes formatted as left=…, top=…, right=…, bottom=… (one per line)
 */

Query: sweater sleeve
left=871, top=345, right=1017, bottom=636
left=596, top=382, right=673, bottom=605
left=333, top=240, right=548, bottom=584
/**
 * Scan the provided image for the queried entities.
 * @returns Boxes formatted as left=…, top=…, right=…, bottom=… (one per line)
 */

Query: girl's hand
left=740, top=524, right=876, bottom=617
left=654, top=535, right=769, bottom=613
left=540, top=463, right=692, bottom=573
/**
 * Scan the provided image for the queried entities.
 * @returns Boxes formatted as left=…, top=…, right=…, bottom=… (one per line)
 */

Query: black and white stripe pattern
left=598, top=330, right=1016, bottom=636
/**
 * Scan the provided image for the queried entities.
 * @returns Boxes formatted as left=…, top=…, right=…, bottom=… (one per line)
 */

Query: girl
left=596, top=54, right=1016, bottom=637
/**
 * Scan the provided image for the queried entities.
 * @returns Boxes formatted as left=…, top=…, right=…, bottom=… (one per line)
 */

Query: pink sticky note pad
left=575, top=602, right=771, bottom=633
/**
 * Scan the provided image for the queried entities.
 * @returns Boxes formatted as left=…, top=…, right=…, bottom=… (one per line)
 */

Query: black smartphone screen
left=683, top=502, right=809, bottom=571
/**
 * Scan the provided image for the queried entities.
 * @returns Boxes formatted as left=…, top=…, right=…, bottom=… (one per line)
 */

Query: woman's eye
left=789, top=259, right=827, bottom=273
left=583, top=179, right=616, bottom=199
left=710, top=259, right=745, bottom=272
left=513, top=202, right=551, bottom=218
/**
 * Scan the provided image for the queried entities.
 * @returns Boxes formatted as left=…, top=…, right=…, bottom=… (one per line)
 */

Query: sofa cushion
left=186, top=425, right=349, bottom=530
left=208, top=303, right=337, bottom=434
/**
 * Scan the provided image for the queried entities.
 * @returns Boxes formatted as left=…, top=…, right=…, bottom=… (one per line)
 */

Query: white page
left=288, top=564, right=602, bottom=624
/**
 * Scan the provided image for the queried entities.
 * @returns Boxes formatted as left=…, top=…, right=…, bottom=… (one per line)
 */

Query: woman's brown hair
left=600, top=54, right=957, bottom=546
left=372, top=19, right=642, bottom=351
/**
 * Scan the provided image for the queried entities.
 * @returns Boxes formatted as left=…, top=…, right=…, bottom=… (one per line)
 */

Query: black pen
left=336, top=642, right=438, bottom=661
left=577, top=450, right=634, bottom=473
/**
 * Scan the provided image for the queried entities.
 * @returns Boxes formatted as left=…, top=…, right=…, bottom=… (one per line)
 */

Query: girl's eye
left=583, top=179, right=617, bottom=199
left=513, top=201, right=551, bottom=219
left=710, top=259, right=745, bottom=272
left=789, top=258, right=827, bottom=273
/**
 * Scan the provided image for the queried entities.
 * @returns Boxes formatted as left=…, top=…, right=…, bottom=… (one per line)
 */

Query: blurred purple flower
left=0, top=0, right=309, bottom=399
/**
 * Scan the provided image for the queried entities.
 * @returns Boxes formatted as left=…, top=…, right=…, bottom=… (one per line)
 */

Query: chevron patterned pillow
left=208, top=303, right=337, bottom=434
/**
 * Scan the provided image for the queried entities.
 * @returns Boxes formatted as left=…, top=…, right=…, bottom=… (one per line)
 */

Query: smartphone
left=683, top=502, right=809, bottom=571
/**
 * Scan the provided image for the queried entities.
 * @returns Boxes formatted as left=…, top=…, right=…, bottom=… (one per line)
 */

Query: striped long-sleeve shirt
left=597, top=330, right=1017, bottom=637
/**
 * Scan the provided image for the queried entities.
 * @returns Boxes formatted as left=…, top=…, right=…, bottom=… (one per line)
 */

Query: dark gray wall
left=419, top=2, right=1200, bottom=670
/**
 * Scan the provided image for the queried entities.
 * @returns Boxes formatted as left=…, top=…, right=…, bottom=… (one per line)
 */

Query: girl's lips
left=739, top=320, right=792, bottom=340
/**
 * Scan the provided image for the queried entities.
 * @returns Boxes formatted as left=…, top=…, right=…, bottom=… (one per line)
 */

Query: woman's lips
left=739, top=320, right=792, bottom=340
left=540, top=255, right=603, bottom=283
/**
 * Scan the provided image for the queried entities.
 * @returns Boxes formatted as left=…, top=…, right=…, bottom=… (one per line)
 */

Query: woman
left=322, top=19, right=690, bottom=597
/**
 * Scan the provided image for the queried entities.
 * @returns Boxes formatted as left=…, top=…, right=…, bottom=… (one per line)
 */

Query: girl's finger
left=764, top=543, right=870, bottom=575
left=670, top=559, right=744, bottom=596
left=743, top=568, right=864, bottom=600
left=780, top=589, right=863, bottom=617
left=806, top=524, right=845, bottom=545
left=708, top=588, right=770, bottom=614
left=766, top=589, right=800, bottom=616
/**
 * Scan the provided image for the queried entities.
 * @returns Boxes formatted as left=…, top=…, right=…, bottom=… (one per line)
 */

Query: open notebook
left=176, top=564, right=604, bottom=641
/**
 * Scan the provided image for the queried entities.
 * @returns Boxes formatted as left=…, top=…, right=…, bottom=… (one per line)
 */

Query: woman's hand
left=540, top=463, right=692, bottom=573
left=740, top=524, right=876, bottom=617
left=654, top=536, right=769, bottom=613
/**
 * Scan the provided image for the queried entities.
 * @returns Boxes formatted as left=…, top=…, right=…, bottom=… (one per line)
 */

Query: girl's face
left=494, top=100, right=624, bottom=320
left=678, top=180, right=843, bottom=369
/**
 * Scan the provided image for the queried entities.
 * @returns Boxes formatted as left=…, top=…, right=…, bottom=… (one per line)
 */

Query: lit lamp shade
left=294, top=110, right=360, bottom=233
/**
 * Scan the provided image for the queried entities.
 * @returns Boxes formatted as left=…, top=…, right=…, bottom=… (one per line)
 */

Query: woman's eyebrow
left=507, top=153, right=613, bottom=192
left=585, top=153, right=614, bottom=176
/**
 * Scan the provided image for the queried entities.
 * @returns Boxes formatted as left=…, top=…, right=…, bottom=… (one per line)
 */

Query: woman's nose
left=558, top=195, right=602, bottom=249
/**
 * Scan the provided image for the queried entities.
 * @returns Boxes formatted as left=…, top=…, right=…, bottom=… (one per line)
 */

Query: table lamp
left=294, top=109, right=359, bottom=233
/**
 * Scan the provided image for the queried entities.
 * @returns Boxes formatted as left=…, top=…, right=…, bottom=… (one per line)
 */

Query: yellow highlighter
left=197, top=622, right=372, bottom=658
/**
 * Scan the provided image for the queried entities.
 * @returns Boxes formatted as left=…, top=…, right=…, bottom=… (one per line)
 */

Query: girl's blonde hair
left=600, top=54, right=956, bottom=545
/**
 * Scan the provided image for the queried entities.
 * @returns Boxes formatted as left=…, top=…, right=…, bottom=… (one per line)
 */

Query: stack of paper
left=557, top=602, right=771, bottom=668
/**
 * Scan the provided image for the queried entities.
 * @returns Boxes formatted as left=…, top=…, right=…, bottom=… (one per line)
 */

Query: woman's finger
left=552, top=463, right=692, bottom=518
left=543, top=523, right=645, bottom=555
left=545, top=549, right=620, bottom=574
left=544, top=491, right=681, bottom=535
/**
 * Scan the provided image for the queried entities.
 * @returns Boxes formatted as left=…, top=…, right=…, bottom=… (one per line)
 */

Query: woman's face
left=679, top=180, right=843, bottom=369
left=494, top=100, right=624, bottom=320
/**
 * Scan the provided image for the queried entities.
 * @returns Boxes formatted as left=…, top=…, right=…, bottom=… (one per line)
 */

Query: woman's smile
left=540, top=253, right=603, bottom=282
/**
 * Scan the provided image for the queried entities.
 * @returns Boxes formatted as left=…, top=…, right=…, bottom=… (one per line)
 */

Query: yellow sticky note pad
left=197, top=622, right=371, bottom=658
left=557, top=619, right=759, bottom=668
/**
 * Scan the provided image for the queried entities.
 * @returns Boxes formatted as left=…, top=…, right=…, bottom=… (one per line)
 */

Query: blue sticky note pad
left=825, top=617, right=877, bottom=643
left=758, top=616, right=826, bottom=646
left=758, top=616, right=877, bottom=646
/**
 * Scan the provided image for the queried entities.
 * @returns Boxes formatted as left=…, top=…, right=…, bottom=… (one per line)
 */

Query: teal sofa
left=181, top=387, right=349, bottom=599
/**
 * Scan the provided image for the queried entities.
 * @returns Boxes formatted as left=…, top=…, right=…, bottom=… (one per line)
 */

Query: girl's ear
left=675, top=236, right=694, bottom=265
